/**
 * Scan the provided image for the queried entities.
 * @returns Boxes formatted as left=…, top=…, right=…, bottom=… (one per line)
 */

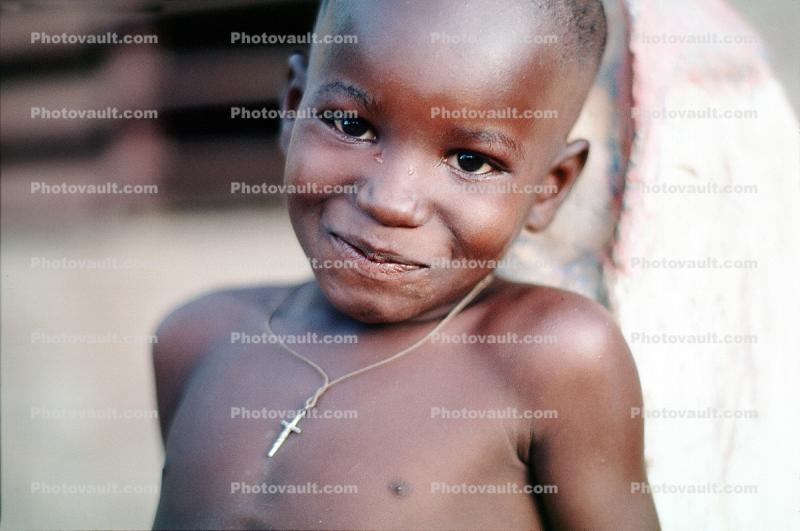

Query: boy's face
left=282, top=0, right=592, bottom=323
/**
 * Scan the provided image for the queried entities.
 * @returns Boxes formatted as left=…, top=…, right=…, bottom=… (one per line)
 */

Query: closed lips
left=330, top=232, right=429, bottom=269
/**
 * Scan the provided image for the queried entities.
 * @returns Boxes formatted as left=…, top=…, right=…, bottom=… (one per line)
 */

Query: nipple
left=388, top=479, right=412, bottom=498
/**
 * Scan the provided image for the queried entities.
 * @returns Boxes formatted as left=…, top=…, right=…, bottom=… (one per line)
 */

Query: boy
left=152, top=1, right=659, bottom=529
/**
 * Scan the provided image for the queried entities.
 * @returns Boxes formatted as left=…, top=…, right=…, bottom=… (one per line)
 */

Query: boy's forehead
left=312, top=0, right=566, bottom=106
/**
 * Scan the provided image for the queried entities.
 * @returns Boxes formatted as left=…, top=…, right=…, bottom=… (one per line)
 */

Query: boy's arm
left=526, top=300, right=659, bottom=530
left=152, top=289, right=267, bottom=442
left=152, top=292, right=222, bottom=442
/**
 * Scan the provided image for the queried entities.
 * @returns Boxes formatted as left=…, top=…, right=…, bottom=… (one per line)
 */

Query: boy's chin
left=315, top=275, right=435, bottom=324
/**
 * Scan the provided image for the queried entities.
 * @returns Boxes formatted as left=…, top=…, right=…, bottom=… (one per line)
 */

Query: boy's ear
left=525, top=139, right=589, bottom=232
left=279, top=52, right=308, bottom=154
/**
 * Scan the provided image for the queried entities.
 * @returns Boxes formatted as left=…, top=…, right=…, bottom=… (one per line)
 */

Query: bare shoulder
left=483, top=281, right=643, bottom=437
left=484, top=280, right=632, bottom=365
left=152, top=284, right=290, bottom=441
left=484, top=285, right=656, bottom=527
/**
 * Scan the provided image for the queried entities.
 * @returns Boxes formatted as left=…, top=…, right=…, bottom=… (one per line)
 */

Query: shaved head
left=310, top=0, right=607, bottom=135
left=316, top=0, right=607, bottom=70
left=531, top=0, right=607, bottom=68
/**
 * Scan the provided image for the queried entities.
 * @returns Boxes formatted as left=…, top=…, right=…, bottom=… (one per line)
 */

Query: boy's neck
left=406, top=276, right=505, bottom=323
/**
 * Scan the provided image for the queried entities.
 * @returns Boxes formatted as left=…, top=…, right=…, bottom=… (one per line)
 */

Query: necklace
left=264, top=273, right=495, bottom=457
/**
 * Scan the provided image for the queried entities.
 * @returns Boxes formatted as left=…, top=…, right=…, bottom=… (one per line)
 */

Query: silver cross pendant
left=267, top=407, right=309, bottom=457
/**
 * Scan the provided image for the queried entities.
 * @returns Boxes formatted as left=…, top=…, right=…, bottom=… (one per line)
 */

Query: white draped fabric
left=503, top=1, right=800, bottom=528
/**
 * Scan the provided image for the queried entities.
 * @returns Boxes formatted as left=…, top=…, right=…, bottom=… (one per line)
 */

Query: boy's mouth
left=329, top=231, right=430, bottom=274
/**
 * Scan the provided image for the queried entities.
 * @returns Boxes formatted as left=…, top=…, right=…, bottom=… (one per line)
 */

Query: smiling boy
left=152, top=1, right=659, bottom=529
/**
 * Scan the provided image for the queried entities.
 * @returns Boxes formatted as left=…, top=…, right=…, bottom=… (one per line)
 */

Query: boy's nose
left=355, top=158, right=433, bottom=228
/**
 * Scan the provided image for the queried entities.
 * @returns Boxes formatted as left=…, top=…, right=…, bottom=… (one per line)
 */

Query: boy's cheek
left=443, top=193, right=526, bottom=259
left=284, top=123, right=355, bottom=189
left=285, top=122, right=526, bottom=260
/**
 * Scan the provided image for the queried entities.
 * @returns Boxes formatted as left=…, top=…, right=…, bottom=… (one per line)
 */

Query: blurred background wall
left=1, top=0, right=320, bottom=218
left=1, top=0, right=797, bottom=529
left=1, top=1, right=321, bottom=529
left=726, top=0, right=799, bottom=113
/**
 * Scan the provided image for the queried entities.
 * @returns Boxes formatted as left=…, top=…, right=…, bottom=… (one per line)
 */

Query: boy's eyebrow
left=449, top=126, right=523, bottom=159
left=313, top=81, right=521, bottom=159
left=313, top=80, right=381, bottom=113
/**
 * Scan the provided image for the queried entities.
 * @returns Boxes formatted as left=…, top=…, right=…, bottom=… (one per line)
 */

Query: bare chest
left=154, top=342, right=541, bottom=529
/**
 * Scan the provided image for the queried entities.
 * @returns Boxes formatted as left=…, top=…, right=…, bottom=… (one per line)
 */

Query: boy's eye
left=328, top=117, right=376, bottom=140
left=445, top=151, right=495, bottom=175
